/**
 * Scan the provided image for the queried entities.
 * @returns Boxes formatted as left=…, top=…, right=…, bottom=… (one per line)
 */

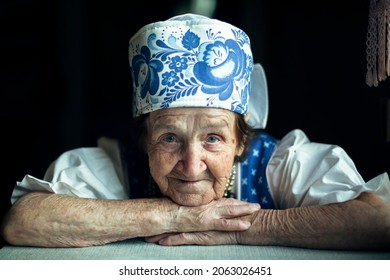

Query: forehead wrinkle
left=148, top=109, right=234, bottom=132
left=152, top=116, right=189, bottom=132
left=198, top=117, right=231, bottom=131
left=155, top=114, right=231, bottom=132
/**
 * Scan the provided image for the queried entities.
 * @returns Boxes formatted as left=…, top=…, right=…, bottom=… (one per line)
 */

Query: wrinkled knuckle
left=219, top=218, right=230, bottom=228
left=225, top=205, right=236, bottom=216
left=225, top=198, right=235, bottom=204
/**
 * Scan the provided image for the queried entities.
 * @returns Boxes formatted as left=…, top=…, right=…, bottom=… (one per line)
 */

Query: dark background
left=1, top=0, right=389, bottom=245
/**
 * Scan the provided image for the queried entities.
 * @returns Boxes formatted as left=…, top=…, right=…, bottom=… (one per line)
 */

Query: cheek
left=223, top=153, right=235, bottom=172
left=209, top=152, right=235, bottom=177
left=148, top=150, right=177, bottom=177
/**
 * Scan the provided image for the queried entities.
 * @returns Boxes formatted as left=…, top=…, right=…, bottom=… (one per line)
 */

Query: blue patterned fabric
left=128, top=13, right=253, bottom=117
left=239, top=131, right=277, bottom=208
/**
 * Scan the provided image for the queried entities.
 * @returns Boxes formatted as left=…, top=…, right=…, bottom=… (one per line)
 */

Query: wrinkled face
left=146, top=107, right=244, bottom=206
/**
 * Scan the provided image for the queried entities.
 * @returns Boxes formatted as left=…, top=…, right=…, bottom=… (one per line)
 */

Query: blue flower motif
left=193, top=39, right=247, bottom=100
left=169, top=56, right=189, bottom=72
left=131, top=46, right=164, bottom=98
left=162, top=71, right=180, bottom=87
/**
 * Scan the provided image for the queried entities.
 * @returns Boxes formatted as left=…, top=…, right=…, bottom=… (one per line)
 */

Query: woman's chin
left=171, top=194, right=213, bottom=206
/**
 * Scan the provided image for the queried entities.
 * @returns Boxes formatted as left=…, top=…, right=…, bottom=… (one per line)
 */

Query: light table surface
left=1, top=238, right=390, bottom=260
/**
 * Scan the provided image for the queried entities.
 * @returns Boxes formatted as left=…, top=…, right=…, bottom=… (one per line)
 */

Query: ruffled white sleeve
left=11, top=137, right=129, bottom=204
left=266, top=129, right=390, bottom=208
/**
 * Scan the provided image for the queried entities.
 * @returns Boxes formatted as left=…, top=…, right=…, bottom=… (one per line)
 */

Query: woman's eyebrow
left=150, top=114, right=231, bottom=131
left=199, top=119, right=230, bottom=130
left=152, top=122, right=179, bottom=131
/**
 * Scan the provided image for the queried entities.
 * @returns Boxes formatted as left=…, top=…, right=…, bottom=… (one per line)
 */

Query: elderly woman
left=1, top=14, right=390, bottom=249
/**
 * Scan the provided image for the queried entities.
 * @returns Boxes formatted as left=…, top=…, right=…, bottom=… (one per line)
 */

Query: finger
left=158, top=232, right=236, bottom=246
left=216, top=203, right=260, bottom=218
left=145, top=233, right=172, bottom=243
left=214, top=198, right=261, bottom=209
left=213, top=217, right=251, bottom=231
left=222, top=198, right=261, bottom=207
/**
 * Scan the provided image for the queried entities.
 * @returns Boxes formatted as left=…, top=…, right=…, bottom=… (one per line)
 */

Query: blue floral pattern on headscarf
left=132, top=46, right=164, bottom=98
left=129, top=15, right=253, bottom=116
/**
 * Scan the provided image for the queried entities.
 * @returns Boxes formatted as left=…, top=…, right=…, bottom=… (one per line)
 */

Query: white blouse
left=11, top=129, right=390, bottom=208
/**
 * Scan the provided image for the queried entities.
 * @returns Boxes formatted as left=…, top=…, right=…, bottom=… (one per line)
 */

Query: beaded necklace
left=223, top=164, right=236, bottom=198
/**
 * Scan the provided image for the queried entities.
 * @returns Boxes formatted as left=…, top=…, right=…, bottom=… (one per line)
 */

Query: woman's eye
left=162, top=135, right=176, bottom=143
left=207, top=135, right=220, bottom=143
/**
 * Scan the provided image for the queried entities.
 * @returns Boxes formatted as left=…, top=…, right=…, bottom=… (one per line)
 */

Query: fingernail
left=251, top=203, right=261, bottom=210
left=243, top=221, right=251, bottom=228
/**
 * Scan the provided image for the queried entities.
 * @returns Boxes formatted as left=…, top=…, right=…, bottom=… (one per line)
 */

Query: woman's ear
left=244, top=112, right=251, bottom=124
left=236, top=142, right=246, bottom=158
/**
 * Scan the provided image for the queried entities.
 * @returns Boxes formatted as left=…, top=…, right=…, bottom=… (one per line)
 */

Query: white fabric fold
left=266, top=129, right=390, bottom=208
left=247, top=63, right=268, bottom=129
left=12, top=139, right=129, bottom=204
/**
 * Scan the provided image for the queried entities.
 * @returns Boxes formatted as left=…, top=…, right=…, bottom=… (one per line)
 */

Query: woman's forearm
left=240, top=192, right=390, bottom=250
left=1, top=192, right=259, bottom=248
left=0, top=192, right=182, bottom=247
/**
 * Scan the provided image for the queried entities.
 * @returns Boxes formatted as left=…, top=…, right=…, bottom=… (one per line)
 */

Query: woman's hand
left=145, top=231, right=237, bottom=245
left=147, top=197, right=260, bottom=245
left=173, top=198, right=260, bottom=233
left=148, top=193, right=390, bottom=250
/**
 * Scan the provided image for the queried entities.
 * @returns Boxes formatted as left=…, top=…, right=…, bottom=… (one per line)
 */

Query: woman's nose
left=175, top=143, right=207, bottom=177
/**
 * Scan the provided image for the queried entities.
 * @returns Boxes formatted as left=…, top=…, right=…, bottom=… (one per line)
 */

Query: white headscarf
left=128, top=13, right=269, bottom=129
